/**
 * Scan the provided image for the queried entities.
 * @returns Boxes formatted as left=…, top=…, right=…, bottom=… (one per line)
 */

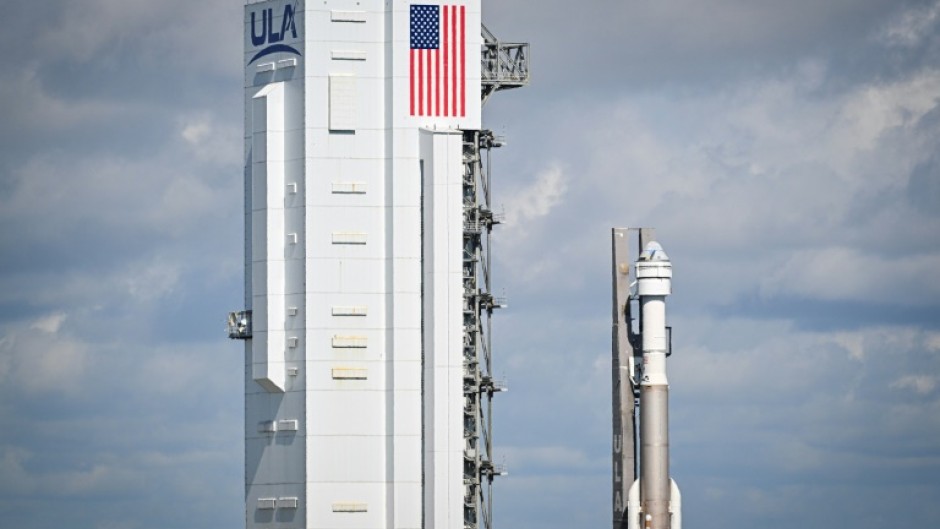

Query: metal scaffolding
left=461, top=23, right=529, bottom=529
left=481, top=24, right=530, bottom=105
left=462, top=129, right=507, bottom=529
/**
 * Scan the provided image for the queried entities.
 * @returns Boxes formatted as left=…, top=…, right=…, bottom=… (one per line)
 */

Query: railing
left=481, top=25, right=530, bottom=103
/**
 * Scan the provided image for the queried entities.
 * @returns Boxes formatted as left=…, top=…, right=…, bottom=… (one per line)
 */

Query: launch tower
left=228, top=2, right=528, bottom=529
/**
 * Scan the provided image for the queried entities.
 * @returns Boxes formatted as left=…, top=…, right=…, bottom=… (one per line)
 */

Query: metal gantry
left=481, top=24, right=530, bottom=105
left=463, top=23, right=529, bottom=529
left=462, top=129, right=507, bottom=529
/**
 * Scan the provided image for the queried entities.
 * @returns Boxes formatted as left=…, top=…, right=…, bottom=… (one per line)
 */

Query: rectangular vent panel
left=331, top=182, right=367, bottom=194
left=329, top=74, right=357, bottom=131
left=330, top=10, right=366, bottom=22
left=332, top=502, right=368, bottom=512
left=332, top=335, right=367, bottom=348
left=332, top=50, right=367, bottom=61
left=277, top=419, right=299, bottom=431
left=332, top=305, right=368, bottom=317
left=332, top=367, right=367, bottom=380
left=258, top=498, right=277, bottom=510
left=278, top=497, right=299, bottom=509
left=332, top=232, right=367, bottom=245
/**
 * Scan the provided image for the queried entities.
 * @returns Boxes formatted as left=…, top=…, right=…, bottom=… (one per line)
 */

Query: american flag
left=410, top=4, right=465, bottom=117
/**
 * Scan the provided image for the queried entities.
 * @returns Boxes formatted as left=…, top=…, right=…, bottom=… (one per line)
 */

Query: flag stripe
left=459, top=5, right=465, bottom=117
left=443, top=5, right=449, bottom=117
left=410, top=49, right=415, bottom=116
left=438, top=48, right=442, bottom=115
left=425, top=49, right=431, bottom=114
left=451, top=5, right=457, bottom=116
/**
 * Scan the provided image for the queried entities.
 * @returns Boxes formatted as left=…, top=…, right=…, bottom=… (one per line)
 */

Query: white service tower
left=229, top=2, right=528, bottom=529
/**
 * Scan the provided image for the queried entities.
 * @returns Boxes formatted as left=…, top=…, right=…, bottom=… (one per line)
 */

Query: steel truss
left=481, top=24, right=530, bottom=105
left=462, top=22, right=528, bottom=529
left=462, top=129, right=507, bottom=529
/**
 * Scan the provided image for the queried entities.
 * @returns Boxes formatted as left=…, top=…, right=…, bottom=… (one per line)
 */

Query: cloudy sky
left=1, top=1, right=939, bottom=528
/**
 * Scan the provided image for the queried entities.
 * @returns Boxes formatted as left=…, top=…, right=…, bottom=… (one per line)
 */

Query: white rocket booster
left=627, top=241, right=681, bottom=529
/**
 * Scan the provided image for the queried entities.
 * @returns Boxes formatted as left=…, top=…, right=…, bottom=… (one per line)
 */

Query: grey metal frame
left=611, top=228, right=656, bottom=529
left=481, top=24, right=530, bottom=105
left=462, top=129, right=507, bottom=529
left=460, top=23, right=529, bottom=529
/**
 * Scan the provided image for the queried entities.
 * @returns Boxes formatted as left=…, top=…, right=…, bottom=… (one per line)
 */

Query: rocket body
left=636, top=242, right=674, bottom=529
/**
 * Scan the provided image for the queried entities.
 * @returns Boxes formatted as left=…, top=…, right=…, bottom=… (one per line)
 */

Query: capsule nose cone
left=640, top=241, right=670, bottom=262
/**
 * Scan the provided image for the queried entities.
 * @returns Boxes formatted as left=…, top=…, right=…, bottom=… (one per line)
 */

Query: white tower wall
left=243, top=1, right=482, bottom=528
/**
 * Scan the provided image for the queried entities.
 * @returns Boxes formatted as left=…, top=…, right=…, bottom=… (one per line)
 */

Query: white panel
left=353, top=77, right=386, bottom=131
left=308, top=435, right=386, bottom=483
left=245, top=437, right=306, bottom=484
left=308, top=207, right=385, bottom=258
left=392, top=206, right=421, bottom=259
left=306, top=258, right=385, bottom=295
left=332, top=502, right=368, bottom=512
left=306, top=389, right=386, bottom=436
left=251, top=82, right=289, bottom=394
left=391, top=390, right=422, bottom=437
left=390, top=434, right=422, bottom=483
left=331, top=335, right=368, bottom=348
left=331, top=231, right=367, bottom=245
left=331, top=181, right=367, bottom=194
left=258, top=498, right=277, bottom=510
left=391, top=481, right=423, bottom=529
left=329, top=74, right=357, bottom=131
left=330, top=10, right=367, bottom=22
left=308, top=360, right=384, bottom=389
left=307, top=293, right=382, bottom=328
left=278, top=497, right=299, bottom=509
left=331, top=305, right=368, bottom=316
left=307, top=483, right=386, bottom=529
left=392, top=272, right=422, bottom=313
left=277, top=58, right=297, bottom=69
left=278, top=419, right=299, bottom=431
left=393, top=359, right=421, bottom=391
left=421, top=130, right=468, bottom=529
left=391, top=328, right=422, bottom=363
left=331, top=367, right=367, bottom=380
left=306, top=327, right=385, bottom=360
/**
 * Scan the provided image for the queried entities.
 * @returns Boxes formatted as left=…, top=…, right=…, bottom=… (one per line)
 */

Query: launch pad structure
left=229, top=2, right=528, bottom=529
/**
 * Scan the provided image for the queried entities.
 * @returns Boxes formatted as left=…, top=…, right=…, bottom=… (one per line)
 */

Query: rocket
left=627, top=241, right=682, bottom=529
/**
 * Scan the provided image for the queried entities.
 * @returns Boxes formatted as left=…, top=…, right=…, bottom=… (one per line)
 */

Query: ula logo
left=248, top=3, right=301, bottom=64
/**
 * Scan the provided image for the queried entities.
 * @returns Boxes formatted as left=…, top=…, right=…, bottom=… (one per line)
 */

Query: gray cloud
left=2, top=0, right=939, bottom=528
